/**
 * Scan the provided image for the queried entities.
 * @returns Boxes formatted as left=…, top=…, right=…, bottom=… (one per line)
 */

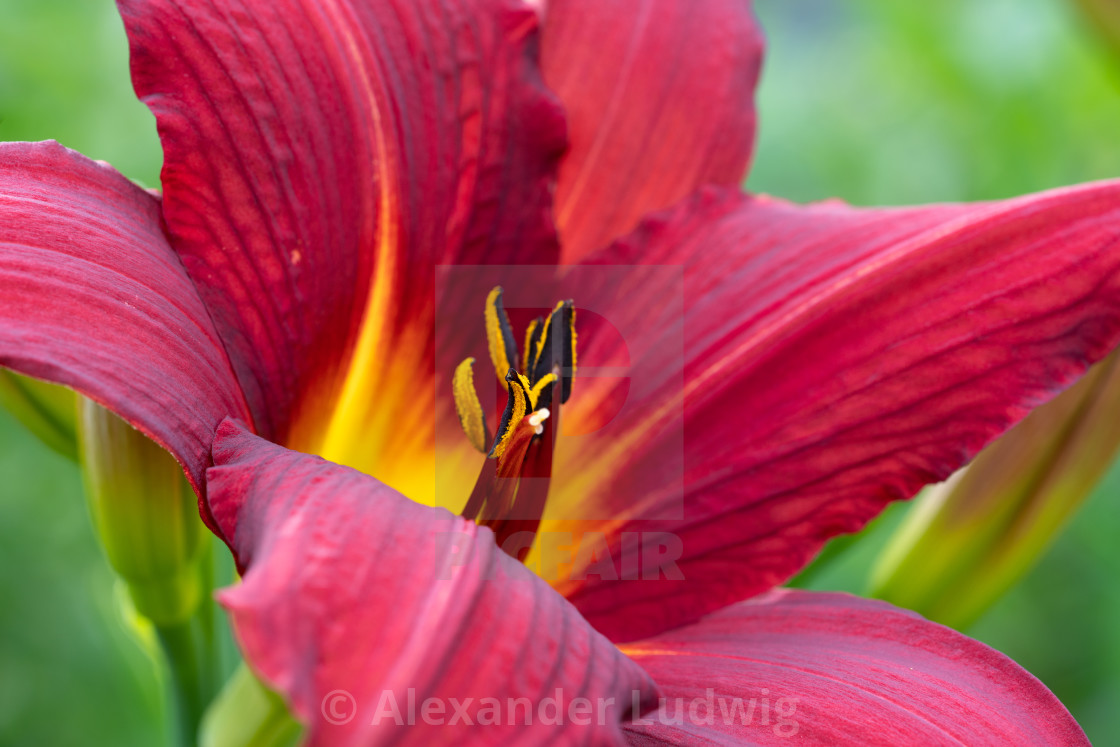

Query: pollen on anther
left=529, top=408, right=550, bottom=435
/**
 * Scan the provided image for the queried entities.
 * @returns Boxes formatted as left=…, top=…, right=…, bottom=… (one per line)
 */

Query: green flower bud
left=78, top=397, right=207, bottom=625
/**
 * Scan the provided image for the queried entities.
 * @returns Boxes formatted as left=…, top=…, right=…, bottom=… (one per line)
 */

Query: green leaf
left=870, top=349, right=1120, bottom=629
left=0, top=370, right=77, bottom=460
left=1070, top=0, right=1120, bottom=67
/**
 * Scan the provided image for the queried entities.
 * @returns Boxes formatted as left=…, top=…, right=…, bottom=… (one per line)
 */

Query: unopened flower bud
left=78, top=398, right=207, bottom=625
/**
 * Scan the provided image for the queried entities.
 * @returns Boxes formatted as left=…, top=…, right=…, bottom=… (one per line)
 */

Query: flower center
left=452, top=287, right=576, bottom=559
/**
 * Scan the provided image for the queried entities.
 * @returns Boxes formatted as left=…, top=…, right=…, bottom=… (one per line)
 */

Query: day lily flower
left=4, top=0, right=1120, bottom=744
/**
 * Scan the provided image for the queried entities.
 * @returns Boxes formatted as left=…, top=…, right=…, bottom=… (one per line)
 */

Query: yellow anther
left=568, top=305, right=578, bottom=384
left=452, top=358, right=489, bottom=453
left=528, top=372, right=557, bottom=410
left=522, top=317, right=542, bottom=373
left=531, top=300, right=566, bottom=375
left=456, top=291, right=577, bottom=458
left=489, top=372, right=529, bottom=460
left=484, top=287, right=518, bottom=384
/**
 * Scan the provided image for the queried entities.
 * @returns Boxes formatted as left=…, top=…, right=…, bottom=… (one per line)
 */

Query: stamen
left=460, top=412, right=537, bottom=524
left=462, top=401, right=559, bottom=556
left=451, top=358, right=489, bottom=453
left=529, top=301, right=563, bottom=380
left=484, top=287, right=519, bottom=384
left=528, top=373, right=557, bottom=411
left=454, top=289, right=577, bottom=561
left=522, top=316, right=543, bottom=372
left=529, top=300, right=576, bottom=406
left=489, top=369, right=530, bottom=460
left=527, top=318, right=547, bottom=374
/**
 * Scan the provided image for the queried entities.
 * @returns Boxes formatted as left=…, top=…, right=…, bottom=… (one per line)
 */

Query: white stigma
left=528, top=408, right=550, bottom=435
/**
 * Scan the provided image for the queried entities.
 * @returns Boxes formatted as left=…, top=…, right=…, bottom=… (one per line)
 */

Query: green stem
left=201, top=664, right=302, bottom=747
left=155, top=549, right=218, bottom=747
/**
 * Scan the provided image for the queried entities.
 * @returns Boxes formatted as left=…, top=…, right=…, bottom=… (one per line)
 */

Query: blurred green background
left=1, top=0, right=1119, bottom=744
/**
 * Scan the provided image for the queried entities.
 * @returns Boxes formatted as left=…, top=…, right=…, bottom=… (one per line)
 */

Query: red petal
left=546, top=184, right=1120, bottom=641
left=208, top=421, right=656, bottom=746
left=541, top=0, right=763, bottom=263
left=622, top=590, right=1087, bottom=746
left=0, top=141, right=250, bottom=495
left=119, top=0, right=566, bottom=448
